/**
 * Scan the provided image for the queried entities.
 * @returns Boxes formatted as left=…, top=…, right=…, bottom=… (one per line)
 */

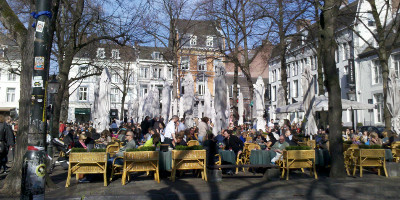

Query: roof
left=75, top=42, right=137, bottom=61
left=137, top=46, right=170, bottom=60
left=176, top=19, right=222, bottom=37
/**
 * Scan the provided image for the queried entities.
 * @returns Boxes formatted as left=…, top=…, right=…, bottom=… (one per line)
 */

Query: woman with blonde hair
left=370, top=132, right=382, bottom=145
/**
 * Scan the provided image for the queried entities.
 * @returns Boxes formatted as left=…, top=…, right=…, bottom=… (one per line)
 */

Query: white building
left=67, top=44, right=172, bottom=123
left=268, top=0, right=397, bottom=128
left=0, top=36, right=20, bottom=118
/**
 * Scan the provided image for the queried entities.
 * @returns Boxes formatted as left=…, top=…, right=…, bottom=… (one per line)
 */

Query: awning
left=75, top=108, right=91, bottom=115
left=0, top=107, right=16, bottom=112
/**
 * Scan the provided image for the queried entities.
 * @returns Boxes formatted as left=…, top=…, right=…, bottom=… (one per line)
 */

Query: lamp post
left=347, top=89, right=356, bottom=131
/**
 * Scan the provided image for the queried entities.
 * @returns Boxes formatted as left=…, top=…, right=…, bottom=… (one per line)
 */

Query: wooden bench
left=65, top=152, right=108, bottom=187
left=121, top=151, right=160, bottom=185
left=352, top=149, right=388, bottom=177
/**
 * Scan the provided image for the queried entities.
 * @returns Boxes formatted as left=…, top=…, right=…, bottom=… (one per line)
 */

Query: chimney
left=296, top=19, right=311, bottom=32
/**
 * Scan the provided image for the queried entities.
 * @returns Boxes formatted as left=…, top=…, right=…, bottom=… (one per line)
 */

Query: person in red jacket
left=59, top=121, right=66, bottom=136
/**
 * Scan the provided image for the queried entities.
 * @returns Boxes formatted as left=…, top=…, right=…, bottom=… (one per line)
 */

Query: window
left=206, top=36, right=213, bottom=47
left=229, top=85, right=240, bottom=97
left=6, top=88, right=15, bottom=102
left=287, top=64, right=291, bottom=78
left=97, top=48, right=105, bottom=58
left=153, top=67, right=162, bottom=79
left=343, top=43, right=349, bottom=60
left=140, top=85, right=148, bottom=97
left=152, top=52, right=161, bottom=60
left=270, top=70, right=275, bottom=82
left=335, top=48, right=339, bottom=63
left=112, top=73, right=120, bottom=83
left=111, top=49, right=120, bottom=59
left=0, top=45, right=7, bottom=57
left=190, top=35, right=197, bottom=45
left=288, top=82, right=291, bottom=98
left=293, top=80, right=299, bottom=98
left=78, top=66, right=89, bottom=81
left=393, top=54, right=400, bottom=77
left=128, top=73, right=134, bottom=82
left=277, top=69, right=281, bottom=80
left=127, top=88, right=134, bottom=101
left=181, top=56, right=189, bottom=70
left=197, top=82, right=205, bottom=95
left=78, top=87, right=88, bottom=101
left=374, top=93, right=384, bottom=123
left=8, top=72, right=16, bottom=81
left=313, top=75, right=318, bottom=94
left=372, top=60, right=382, bottom=84
left=168, top=68, right=173, bottom=80
left=293, top=62, right=298, bottom=76
left=111, top=88, right=119, bottom=102
left=272, top=86, right=276, bottom=101
left=181, top=86, right=185, bottom=95
left=198, top=57, right=206, bottom=71
left=139, top=67, right=149, bottom=79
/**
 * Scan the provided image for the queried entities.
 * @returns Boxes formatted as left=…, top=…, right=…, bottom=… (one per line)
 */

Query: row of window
left=0, top=71, right=17, bottom=81
left=270, top=56, right=318, bottom=82
left=335, top=42, right=351, bottom=63
left=188, top=35, right=214, bottom=47
left=96, top=48, right=120, bottom=59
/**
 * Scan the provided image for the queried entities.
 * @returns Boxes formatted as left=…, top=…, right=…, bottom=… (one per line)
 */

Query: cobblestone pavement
left=1, top=164, right=400, bottom=200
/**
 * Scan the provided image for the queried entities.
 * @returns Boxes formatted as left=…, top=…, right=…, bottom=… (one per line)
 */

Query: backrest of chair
left=124, top=151, right=159, bottom=162
left=69, top=152, right=107, bottom=163
left=307, top=140, right=316, bottom=149
left=246, top=137, right=252, bottom=142
left=356, top=149, right=385, bottom=158
left=172, top=150, right=206, bottom=160
left=392, top=141, right=400, bottom=149
left=107, top=144, right=120, bottom=156
left=187, top=140, right=200, bottom=147
left=247, top=143, right=261, bottom=151
left=284, top=150, right=315, bottom=160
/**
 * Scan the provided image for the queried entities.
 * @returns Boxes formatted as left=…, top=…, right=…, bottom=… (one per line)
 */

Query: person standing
left=178, top=118, right=186, bottom=132
left=0, top=115, right=14, bottom=173
left=163, top=116, right=178, bottom=147
left=198, top=117, right=209, bottom=144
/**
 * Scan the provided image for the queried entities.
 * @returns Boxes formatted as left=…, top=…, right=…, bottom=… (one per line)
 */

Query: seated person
left=74, top=134, right=88, bottom=150
left=173, top=135, right=187, bottom=147
left=117, top=130, right=126, bottom=142
left=143, top=133, right=161, bottom=147
left=108, top=131, right=137, bottom=166
left=317, top=134, right=329, bottom=150
left=223, top=130, right=244, bottom=155
left=253, top=132, right=267, bottom=146
left=284, top=130, right=297, bottom=146
left=96, top=130, right=112, bottom=146
left=271, top=135, right=289, bottom=163
left=370, top=132, right=382, bottom=145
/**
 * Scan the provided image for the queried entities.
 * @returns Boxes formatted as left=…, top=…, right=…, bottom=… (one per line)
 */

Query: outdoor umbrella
left=387, top=68, right=400, bottom=134
left=94, top=67, right=111, bottom=132
left=301, top=66, right=318, bottom=136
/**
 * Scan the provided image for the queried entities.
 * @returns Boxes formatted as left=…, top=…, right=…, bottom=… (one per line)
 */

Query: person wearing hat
left=163, top=115, right=179, bottom=147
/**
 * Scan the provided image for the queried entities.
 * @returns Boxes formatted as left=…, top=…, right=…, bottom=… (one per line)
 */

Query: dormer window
left=111, top=49, right=120, bottom=59
left=0, top=45, right=7, bottom=57
left=190, top=35, right=197, bottom=46
left=206, top=36, right=213, bottom=47
left=97, top=48, right=105, bottom=58
left=152, top=51, right=161, bottom=60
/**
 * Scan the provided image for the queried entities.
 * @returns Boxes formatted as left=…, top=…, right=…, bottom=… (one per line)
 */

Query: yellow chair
left=107, top=143, right=121, bottom=157
left=352, top=149, right=387, bottom=177
left=307, top=140, right=316, bottom=149
left=390, top=141, right=400, bottom=159
left=344, top=144, right=359, bottom=176
left=280, top=150, right=317, bottom=180
left=187, top=140, right=200, bottom=147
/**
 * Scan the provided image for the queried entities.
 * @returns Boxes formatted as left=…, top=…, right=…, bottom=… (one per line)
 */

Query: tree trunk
left=0, top=2, right=35, bottom=194
left=279, top=47, right=289, bottom=105
left=320, top=0, right=345, bottom=178
left=232, top=63, right=239, bottom=123
left=52, top=60, right=71, bottom=136
left=379, top=53, right=391, bottom=130
left=120, top=91, right=126, bottom=120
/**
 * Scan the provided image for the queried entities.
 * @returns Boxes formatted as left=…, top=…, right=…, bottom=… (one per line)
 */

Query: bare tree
left=50, top=0, right=148, bottom=136
left=0, top=0, right=57, bottom=195
left=107, top=45, right=137, bottom=121
left=255, top=0, right=311, bottom=105
left=351, top=0, right=400, bottom=130
left=199, top=0, right=269, bottom=121
left=319, top=0, right=346, bottom=178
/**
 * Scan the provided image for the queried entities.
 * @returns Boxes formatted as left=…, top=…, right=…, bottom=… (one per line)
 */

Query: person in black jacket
left=0, top=115, right=14, bottom=173
left=223, top=130, right=244, bottom=155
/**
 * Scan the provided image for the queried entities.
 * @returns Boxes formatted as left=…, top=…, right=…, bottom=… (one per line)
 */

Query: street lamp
left=347, top=89, right=356, bottom=131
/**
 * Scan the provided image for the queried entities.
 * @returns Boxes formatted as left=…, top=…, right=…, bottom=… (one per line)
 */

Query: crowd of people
left=0, top=115, right=16, bottom=174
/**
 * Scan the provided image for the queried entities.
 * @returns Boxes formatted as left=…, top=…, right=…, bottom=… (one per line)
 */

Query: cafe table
left=218, top=150, right=237, bottom=164
left=249, top=150, right=276, bottom=165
